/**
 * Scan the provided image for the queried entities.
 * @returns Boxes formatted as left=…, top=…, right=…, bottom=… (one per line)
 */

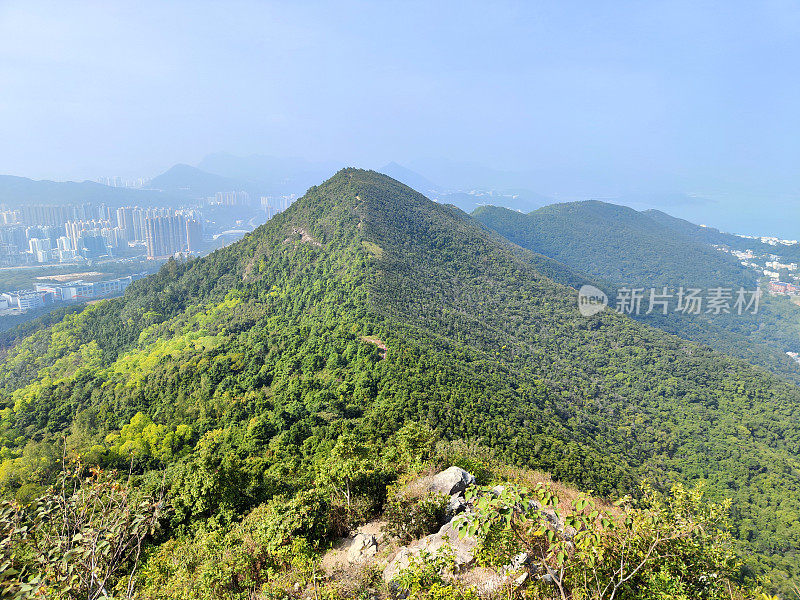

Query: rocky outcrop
left=384, top=467, right=479, bottom=584
left=382, top=519, right=479, bottom=582
left=446, top=493, right=466, bottom=518
left=347, top=532, right=378, bottom=563
left=429, top=466, right=476, bottom=496
left=320, top=520, right=386, bottom=574
left=323, top=466, right=567, bottom=596
left=383, top=547, right=416, bottom=583
left=478, top=571, right=530, bottom=596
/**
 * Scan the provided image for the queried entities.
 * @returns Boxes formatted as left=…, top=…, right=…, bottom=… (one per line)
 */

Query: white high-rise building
left=28, top=237, right=53, bottom=263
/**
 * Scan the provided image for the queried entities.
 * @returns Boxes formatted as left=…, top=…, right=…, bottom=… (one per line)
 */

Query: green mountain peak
left=1, top=170, right=798, bottom=590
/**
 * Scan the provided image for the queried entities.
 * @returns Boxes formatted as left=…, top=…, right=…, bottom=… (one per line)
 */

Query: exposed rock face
left=320, top=520, right=386, bottom=574
left=478, top=571, right=529, bottom=596
left=384, top=467, right=479, bottom=583
left=382, top=520, right=479, bottom=582
left=475, top=556, right=532, bottom=595
left=446, top=493, right=467, bottom=518
left=383, top=547, right=416, bottom=583
left=347, top=533, right=378, bottom=563
left=427, top=520, right=478, bottom=566
left=510, top=552, right=530, bottom=570
left=429, top=466, right=476, bottom=496
left=379, top=466, right=566, bottom=595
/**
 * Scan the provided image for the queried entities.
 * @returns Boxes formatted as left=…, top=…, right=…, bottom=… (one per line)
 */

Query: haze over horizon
left=1, top=1, right=799, bottom=237
left=3, top=5, right=800, bottom=595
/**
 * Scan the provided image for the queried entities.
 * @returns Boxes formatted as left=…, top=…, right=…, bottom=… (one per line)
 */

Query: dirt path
left=360, top=336, right=388, bottom=359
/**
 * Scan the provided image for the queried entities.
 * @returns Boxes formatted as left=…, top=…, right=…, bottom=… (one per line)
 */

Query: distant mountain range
left=375, top=162, right=555, bottom=213
left=0, top=174, right=181, bottom=208
left=377, top=162, right=439, bottom=194
left=198, top=153, right=342, bottom=195
left=3, top=156, right=797, bottom=240
left=152, top=156, right=557, bottom=213
left=0, top=156, right=343, bottom=210
left=146, top=164, right=267, bottom=200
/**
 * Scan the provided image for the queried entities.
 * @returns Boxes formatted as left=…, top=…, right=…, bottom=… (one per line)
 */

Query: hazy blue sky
left=1, top=1, right=799, bottom=235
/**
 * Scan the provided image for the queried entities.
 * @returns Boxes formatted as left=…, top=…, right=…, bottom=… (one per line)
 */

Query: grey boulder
left=347, top=533, right=378, bottom=563
left=429, top=466, right=476, bottom=496
left=383, top=519, right=478, bottom=582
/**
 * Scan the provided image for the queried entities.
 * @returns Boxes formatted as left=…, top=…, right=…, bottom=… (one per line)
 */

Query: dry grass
left=394, top=470, right=438, bottom=501
left=493, top=465, right=624, bottom=518
left=322, top=561, right=382, bottom=598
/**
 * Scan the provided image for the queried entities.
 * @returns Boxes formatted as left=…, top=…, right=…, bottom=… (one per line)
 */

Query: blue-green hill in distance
left=473, top=200, right=800, bottom=381
left=0, top=174, right=182, bottom=208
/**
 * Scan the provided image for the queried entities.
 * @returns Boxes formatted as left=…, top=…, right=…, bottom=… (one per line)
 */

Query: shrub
left=138, top=490, right=327, bottom=600
left=393, top=546, right=482, bottom=600
left=457, top=481, right=755, bottom=600
left=434, top=440, right=494, bottom=485
left=473, top=525, right=519, bottom=568
left=383, top=491, right=448, bottom=542
left=0, top=462, right=162, bottom=600
left=394, top=546, right=457, bottom=597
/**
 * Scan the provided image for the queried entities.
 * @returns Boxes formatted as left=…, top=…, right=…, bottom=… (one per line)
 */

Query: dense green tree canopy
left=0, top=170, right=798, bottom=591
left=473, top=201, right=800, bottom=381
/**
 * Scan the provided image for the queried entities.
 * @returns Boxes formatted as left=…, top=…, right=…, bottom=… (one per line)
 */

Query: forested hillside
left=1, top=170, right=799, bottom=595
left=473, top=202, right=800, bottom=381
left=472, top=201, right=755, bottom=289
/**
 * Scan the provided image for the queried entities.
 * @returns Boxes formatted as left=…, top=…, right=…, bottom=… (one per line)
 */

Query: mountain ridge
left=146, top=163, right=266, bottom=199
left=472, top=200, right=756, bottom=288
left=0, top=173, right=182, bottom=207
left=472, top=199, right=800, bottom=381
left=0, top=169, right=798, bottom=587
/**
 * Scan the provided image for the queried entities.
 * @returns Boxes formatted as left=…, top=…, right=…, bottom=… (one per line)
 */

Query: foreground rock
left=383, top=519, right=479, bottom=582
left=347, top=532, right=378, bottom=563
left=320, top=520, right=387, bottom=574
left=446, top=493, right=467, bottom=518
left=478, top=571, right=530, bottom=596
left=384, top=466, right=479, bottom=584
left=429, top=466, right=476, bottom=496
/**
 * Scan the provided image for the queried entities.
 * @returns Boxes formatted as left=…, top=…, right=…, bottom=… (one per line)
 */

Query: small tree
left=0, top=460, right=163, bottom=599
left=393, top=422, right=437, bottom=472
left=322, top=432, right=374, bottom=508
left=456, top=481, right=751, bottom=600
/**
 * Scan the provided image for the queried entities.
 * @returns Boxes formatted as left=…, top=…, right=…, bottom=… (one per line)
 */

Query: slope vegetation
left=473, top=201, right=800, bottom=381
left=472, top=201, right=755, bottom=289
left=0, top=170, right=798, bottom=588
